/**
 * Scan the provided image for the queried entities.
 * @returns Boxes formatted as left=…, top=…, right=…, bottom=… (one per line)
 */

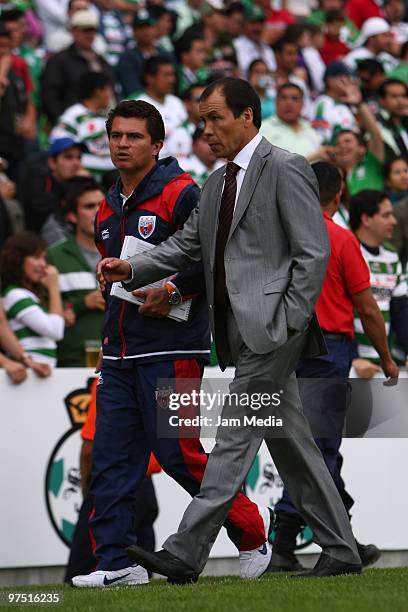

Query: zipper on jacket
left=118, top=210, right=127, bottom=358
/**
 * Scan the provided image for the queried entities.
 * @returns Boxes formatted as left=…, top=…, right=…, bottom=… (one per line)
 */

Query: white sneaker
left=239, top=506, right=273, bottom=579
left=72, top=564, right=149, bottom=588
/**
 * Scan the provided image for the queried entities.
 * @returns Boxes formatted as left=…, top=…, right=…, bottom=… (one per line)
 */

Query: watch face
left=168, top=292, right=182, bottom=306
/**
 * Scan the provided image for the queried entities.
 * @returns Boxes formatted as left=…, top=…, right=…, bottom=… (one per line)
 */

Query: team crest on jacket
left=138, top=215, right=156, bottom=239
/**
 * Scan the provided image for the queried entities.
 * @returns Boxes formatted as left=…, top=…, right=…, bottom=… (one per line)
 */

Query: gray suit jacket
left=125, top=137, right=330, bottom=368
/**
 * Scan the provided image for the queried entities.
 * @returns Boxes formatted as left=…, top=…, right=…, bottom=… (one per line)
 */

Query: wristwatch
left=164, top=282, right=182, bottom=306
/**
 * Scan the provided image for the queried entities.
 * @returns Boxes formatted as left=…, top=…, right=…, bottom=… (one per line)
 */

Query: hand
left=352, top=358, right=381, bottom=379
left=337, top=78, right=362, bottom=106
left=84, top=289, right=105, bottom=311
left=63, top=305, right=76, bottom=327
left=96, top=257, right=131, bottom=288
left=380, top=357, right=399, bottom=386
left=95, top=349, right=103, bottom=373
left=307, top=145, right=336, bottom=162
left=5, top=359, right=27, bottom=384
left=29, top=360, right=51, bottom=378
left=41, top=265, right=59, bottom=290
left=134, top=288, right=172, bottom=317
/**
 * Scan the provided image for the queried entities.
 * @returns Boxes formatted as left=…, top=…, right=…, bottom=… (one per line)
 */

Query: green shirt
left=47, top=236, right=103, bottom=367
left=347, top=151, right=384, bottom=196
left=307, top=10, right=360, bottom=45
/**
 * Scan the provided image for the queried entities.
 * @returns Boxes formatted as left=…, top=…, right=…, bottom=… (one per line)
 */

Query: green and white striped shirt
left=2, top=286, right=65, bottom=367
left=50, top=103, right=114, bottom=179
left=354, top=243, right=407, bottom=362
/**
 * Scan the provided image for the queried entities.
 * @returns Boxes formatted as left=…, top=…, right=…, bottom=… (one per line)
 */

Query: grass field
left=1, top=569, right=407, bottom=612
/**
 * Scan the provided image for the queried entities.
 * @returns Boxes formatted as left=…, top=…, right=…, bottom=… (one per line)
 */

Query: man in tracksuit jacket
left=72, top=100, right=271, bottom=588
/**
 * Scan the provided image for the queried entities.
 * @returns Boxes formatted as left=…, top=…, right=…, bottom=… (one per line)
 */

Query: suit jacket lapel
left=229, top=137, right=271, bottom=238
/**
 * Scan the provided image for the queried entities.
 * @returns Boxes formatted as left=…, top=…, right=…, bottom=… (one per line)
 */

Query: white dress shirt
left=228, top=132, right=263, bottom=211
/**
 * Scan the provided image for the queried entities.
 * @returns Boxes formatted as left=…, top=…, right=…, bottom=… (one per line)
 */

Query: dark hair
left=224, top=2, right=244, bottom=16
left=311, top=161, right=342, bottom=207
left=349, top=190, right=388, bottom=231
left=181, top=83, right=206, bottom=101
left=0, top=8, right=24, bottom=23
left=0, top=232, right=47, bottom=289
left=174, top=34, right=204, bottom=63
left=200, top=77, right=262, bottom=129
left=384, top=156, right=408, bottom=181
left=106, top=100, right=165, bottom=143
left=276, top=82, right=304, bottom=98
left=273, top=35, right=298, bottom=54
left=400, top=40, right=408, bottom=59
left=335, top=128, right=365, bottom=146
left=79, top=71, right=112, bottom=101
left=356, top=58, right=385, bottom=75
left=141, top=55, right=173, bottom=83
left=326, top=9, right=346, bottom=23
left=247, top=58, right=268, bottom=78
left=0, top=23, right=11, bottom=38
left=61, top=177, right=104, bottom=215
left=378, top=78, right=408, bottom=99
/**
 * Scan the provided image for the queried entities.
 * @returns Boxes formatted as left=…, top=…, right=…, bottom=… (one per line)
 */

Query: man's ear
left=65, top=210, right=78, bottom=225
left=242, top=106, right=254, bottom=127
left=153, top=140, right=164, bottom=157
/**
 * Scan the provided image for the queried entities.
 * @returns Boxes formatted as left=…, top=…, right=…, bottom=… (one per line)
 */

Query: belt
left=322, top=331, right=349, bottom=342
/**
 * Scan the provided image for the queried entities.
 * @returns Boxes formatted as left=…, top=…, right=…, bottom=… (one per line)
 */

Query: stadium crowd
left=0, top=0, right=408, bottom=583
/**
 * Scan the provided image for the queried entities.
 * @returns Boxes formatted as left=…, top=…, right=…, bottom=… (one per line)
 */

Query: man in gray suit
left=97, top=77, right=362, bottom=580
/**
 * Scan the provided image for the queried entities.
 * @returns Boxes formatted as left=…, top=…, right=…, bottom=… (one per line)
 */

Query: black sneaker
left=267, top=550, right=304, bottom=572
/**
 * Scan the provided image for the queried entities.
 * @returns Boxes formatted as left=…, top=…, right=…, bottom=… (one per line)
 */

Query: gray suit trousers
left=164, top=310, right=360, bottom=570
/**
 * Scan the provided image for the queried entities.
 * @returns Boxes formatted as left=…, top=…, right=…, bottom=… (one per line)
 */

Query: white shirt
left=228, top=132, right=263, bottom=210
left=233, top=36, right=276, bottom=77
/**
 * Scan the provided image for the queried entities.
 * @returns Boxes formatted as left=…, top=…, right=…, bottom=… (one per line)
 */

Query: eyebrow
left=110, top=131, right=145, bottom=137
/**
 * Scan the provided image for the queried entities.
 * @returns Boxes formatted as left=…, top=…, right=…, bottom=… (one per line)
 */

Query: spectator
left=388, top=39, right=408, bottom=83
left=46, top=0, right=107, bottom=55
left=40, top=9, right=114, bottom=125
left=182, top=0, right=226, bottom=55
left=0, top=232, right=65, bottom=368
left=345, top=0, right=382, bottom=30
left=181, top=124, right=223, bottom=187
left=308, top=0, right=359, bottom=46
left=272, top=36, right=312, bottom=115
left=334, top=109, right=385, bottom=196
left=0, top=157, right=24, bottom=236
left=257, top=0, right=296, bottom=46
left=47, top=178, right=105, bottom=367
left=0, top=25, right=28, bottom=181
left=384, top=156, right=408, bottom=204
left=19, top=137, right=85, bottom=237
left=93, top=0, right=130, bottom=66
left=164, top=84, right=206, bottom=161
left=136, top=56, right=187, bottom=157
left=392, top=193, right=408, bottom=267
left=349, top=190, right=408, bottom=373
left=357, top=58, right=386, bottom=114
left=35, top=0, right=69, bottom=50
left=344, top=17, right=397, bottom=73
left=0, top=301, right=50, bottom=382
left=284, top=22, right=326, bottom=95
left=377, top=78, right=408, bottom=160
left=116, top=9, right=167, bottom=98
left=319, top=10, right=352, bottom=65
left=261, top=82, right=326, bottom=159
left=312, top=61, right=359, bottom=141
left=247, top=59, right=275, bottom=120
left=174, top=33, right=208, bottom=96
left=383, top=0, right=408, bottom=45
left=147, top=3, right=176, bottom=55
left=50, top=71, right=114, bottom=180
left=173, top=0, right=201, bottom=39
left=222, top=2, right=244, bottom=41
left=233, top=5, right=276, bottom=77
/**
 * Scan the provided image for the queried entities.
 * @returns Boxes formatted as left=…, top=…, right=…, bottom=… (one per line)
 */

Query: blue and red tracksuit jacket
left=95, top=156, right=210, bottom=363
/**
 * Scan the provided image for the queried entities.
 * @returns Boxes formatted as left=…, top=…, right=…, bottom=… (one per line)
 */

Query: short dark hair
left=0, top=232, right=47, bottom=289
left=247, top=58, right=268, bottom=78
left=311, top=161, right=342, bottom=207
left=276, top=82, right=304, bottom=98
left=0, top=8, right=24, bottom=24
left=106, top=100, right=165, bottom=143
left=62, top=177, right=104, bottom=215
left=325, top=9, right=345, bottom=23
left=79, top=71, right=112, bottom=101
left=174, top=34, right=204, bottom=63
left=0, top=23, right=11, bottom=38
left=273, top=35, right=298, bottom=54
left=379, top=78, right=408, bottom=99
left=181, top=83, right=206, bottom=101
left=384, top=156, right=408, bottom=181
left=349, top=189, right=388, bottom=231
left=357, top=58, right=385, bottom=76
left=200, top=77, right=262, bottom=129
left=141, top=55, right=173, bottom=82
left=335, top=128, right=365, bottom=147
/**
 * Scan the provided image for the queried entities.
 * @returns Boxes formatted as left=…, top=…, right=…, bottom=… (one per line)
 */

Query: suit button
left=209, top=304, right=213, bottom=309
